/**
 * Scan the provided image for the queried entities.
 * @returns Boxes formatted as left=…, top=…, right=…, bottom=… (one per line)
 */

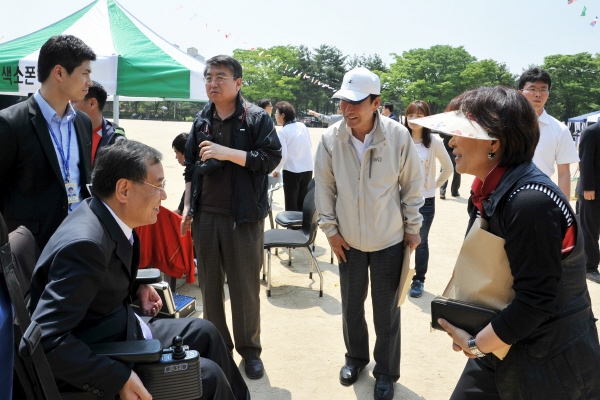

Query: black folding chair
left=263, top=187, right=323, bottom=297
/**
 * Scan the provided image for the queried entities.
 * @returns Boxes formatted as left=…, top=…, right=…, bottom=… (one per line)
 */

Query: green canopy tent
left=0, top=0, right=208, bottom=123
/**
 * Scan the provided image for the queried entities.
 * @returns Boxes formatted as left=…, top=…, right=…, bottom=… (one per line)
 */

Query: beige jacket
left=422, top=135, right=453, bottom=192
left=315, top=114, right=424, bottom=252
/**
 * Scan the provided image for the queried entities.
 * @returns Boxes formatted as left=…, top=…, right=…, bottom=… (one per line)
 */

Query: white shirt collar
left=101, top=200, right=133, bottom=244
left=538, top=109, right=550, bottom=125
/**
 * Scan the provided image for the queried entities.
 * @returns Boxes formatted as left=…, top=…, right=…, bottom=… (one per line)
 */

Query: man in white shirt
left=518, top=67, right=579, bottom=198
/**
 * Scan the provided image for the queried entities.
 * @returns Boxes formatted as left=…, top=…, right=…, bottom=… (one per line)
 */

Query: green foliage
left=541, top=53, right=600, bottom=121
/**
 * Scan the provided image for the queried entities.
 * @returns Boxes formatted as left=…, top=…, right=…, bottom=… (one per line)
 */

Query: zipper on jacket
left=369, top=149, right=373, bottom=179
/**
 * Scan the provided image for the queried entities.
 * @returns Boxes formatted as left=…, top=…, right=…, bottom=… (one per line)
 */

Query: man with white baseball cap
left=314, top=67, right=424, bottom=400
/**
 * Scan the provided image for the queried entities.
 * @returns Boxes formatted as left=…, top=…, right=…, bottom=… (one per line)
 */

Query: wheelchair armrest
left=89, top=339, right=162, bottom=364
left=135, top=268, right=162, bottom=285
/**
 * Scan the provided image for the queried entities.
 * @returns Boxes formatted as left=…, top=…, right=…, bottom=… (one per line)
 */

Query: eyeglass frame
left=203, top=76, right=237, bottom=84
left=132, top=179, right=167, bottom=192
left=521, top=88, right=550, bottom=95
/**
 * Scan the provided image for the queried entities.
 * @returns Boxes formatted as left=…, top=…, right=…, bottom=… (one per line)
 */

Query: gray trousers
left=193, top=212, right=263, bottom=360
left=339, top=242, right=404, bottom=381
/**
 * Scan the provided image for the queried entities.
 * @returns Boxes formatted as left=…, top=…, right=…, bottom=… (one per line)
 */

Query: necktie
left=91, top=131, right=101, bottom=165
left=129, top=232, right=153, bottom=339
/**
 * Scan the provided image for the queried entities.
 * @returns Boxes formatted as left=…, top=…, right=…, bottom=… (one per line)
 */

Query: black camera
left=134, top=336, right=202, bottom=400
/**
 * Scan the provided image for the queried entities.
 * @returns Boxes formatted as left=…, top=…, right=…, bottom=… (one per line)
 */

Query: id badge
left=65, top=182, right=79, bottom=204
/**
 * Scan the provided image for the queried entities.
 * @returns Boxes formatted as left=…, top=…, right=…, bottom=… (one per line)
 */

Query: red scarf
left=470, top=164, right=508, bottom=215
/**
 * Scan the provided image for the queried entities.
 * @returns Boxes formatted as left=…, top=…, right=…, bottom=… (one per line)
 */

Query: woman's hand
left=437, top=318, right=477, bottom=359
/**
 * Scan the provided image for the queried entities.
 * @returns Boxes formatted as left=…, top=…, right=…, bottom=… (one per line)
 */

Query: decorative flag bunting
left=582, top=6, right=587, bottom=15
left=591, top=16, right=598, bottom=26
left=568, top=0, right=576, bottom=4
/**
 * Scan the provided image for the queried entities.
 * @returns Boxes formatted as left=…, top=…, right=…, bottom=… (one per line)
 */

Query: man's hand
left=180, top=215, right=192, bottom=237
left=119, top=370, right=152, bottom=400
left=137, top=285, right=163, bottom=317
left=437, top=318, right=477, bottom=359
left=404, top=233, right=421, bottom=251
left=307, top=109, right=316, bottom=116
left=199, top=140, right=230, bottom=162
left=328, top=233, right=350, bottom=263
left=584, top=190, right=596, bottom=200
left=272, top=171, right=279, bottom=178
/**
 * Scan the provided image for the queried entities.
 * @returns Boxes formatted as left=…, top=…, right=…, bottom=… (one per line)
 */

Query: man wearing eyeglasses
left=518, top=67, right=579, bottom=198
left=29, top=140, right=250, bottom=400
left=180, top=55, right=281, bottom=380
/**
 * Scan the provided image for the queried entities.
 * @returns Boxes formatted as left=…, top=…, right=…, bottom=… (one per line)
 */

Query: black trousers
left=146, top=317, right=250, bottom=400
left=440, top=141, right=461, bottom=196
left=580, top=197, right=600, bottom=272
left=339, top=242, right=404, bottom=380
left=193, top=213, right=263, bottom=361
left=282, top=170, right=312, bottom=211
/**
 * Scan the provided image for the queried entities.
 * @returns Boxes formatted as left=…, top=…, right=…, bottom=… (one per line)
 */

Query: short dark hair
left=204, top=55, right=242, bottom=79
left=518, top=67, right=551, bottom=90
left=446, top=86, right=539, bottom=168
left=92, top=140, right=162, bottom=200
left=37, top=35, right=96, bottom=83
left=274, top=101, right=296, bottom=123
left=257, top=99, right=272, bottom=109
left=172, top=132, right=189, bottom=153
left=383, top=102, right=394, bottom=112
left=84, top=81, right=108, bottom=110
left=404, top=100, right=432, bottom=148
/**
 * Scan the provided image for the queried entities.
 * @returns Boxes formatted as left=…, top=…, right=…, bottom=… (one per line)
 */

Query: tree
left=347, top=54, right=388, bottom=74
left=541, top=53, right=600, bottom=121
left=460, top=60, right=516, bottom=91
left=384, top=45, right=476, bottom=114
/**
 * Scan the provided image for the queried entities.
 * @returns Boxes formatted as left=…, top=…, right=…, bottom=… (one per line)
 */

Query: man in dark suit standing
left=28, top=140, right=249, bottom=400
left=0, top=35, right=94, bottom=251
left=577, top=122, right=600, bottom=284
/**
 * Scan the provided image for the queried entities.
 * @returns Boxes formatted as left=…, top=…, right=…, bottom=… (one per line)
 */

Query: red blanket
left=136, top=206, right=195, bottom=283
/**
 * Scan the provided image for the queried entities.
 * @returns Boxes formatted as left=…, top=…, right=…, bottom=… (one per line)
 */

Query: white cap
left=332, top=67, right=380, bottom=104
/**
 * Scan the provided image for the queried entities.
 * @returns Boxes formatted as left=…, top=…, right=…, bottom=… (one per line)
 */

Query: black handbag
left=430, top=296, right=501, bottom=336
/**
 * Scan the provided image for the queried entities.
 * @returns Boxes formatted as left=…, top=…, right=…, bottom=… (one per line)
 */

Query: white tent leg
left=113, top=95, right=119, bottom=125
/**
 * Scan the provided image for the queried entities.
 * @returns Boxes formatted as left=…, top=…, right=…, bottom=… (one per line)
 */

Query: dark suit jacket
left=29, top=198, right=141, bottom=398
left=0, top=95, right=92, bottom=250
left=577, top=122, right=600, bottom=195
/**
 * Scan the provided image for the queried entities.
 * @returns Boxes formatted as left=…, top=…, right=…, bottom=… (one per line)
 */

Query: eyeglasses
left=133, top=179, right=167, bottom=192
left=203, top=76, right=235, bottom=84
left=522, top=88, right=550, bottom=94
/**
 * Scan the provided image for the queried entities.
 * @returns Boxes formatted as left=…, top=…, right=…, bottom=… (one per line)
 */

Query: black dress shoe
left=244, top=358, right=264, bottom=379
left=587, top=271, right=600, bottom=284
left=339, top=364, right=363, bottom=386
left=374, top=375, right=394, bottom=400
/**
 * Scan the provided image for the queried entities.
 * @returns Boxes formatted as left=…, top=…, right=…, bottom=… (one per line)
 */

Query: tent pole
left=113, top=95, right=119, bottom=125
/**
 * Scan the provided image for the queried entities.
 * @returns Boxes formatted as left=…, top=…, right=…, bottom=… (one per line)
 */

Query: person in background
left=308, top=105, right=344, bottom=125
left=415, top=86, right=600, bottom=399
left=72, top=81, right=126, bottom=165
left=315, top=67, right=423, bottom=400
left=257, top=99, right=273, bottom=117
left=404, top=100, right=452, bottom=298
left=273, top=101, right=313, bottom=211
left=518, top=67, right=579, bottom=198
left=381, top=102, right=399, bottom=122
left=439, top=132, right=461, bottom=199
left=576, top=121, right=600, bottom=284
left=172, top=132, right=189, bottom=215
left=0, top=35, right=95, bottom=251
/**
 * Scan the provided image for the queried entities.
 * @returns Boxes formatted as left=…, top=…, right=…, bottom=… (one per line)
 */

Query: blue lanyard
left=47, top=121, right=72, bottom=182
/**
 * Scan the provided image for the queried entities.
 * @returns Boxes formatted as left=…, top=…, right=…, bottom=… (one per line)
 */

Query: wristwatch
left=467, top=336, right=486, bottom=358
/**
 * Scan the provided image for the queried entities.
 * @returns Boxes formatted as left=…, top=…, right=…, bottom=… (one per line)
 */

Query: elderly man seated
left=28, top=140, right=249, bottom=400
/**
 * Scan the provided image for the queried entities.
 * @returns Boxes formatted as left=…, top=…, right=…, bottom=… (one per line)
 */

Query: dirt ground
left=121, top=119, right=600, bottom=400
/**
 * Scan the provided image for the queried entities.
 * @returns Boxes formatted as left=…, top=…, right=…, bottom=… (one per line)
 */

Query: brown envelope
left=442, top=218, right=514, bottom=359
left=398, top=245, right=415, bottom=307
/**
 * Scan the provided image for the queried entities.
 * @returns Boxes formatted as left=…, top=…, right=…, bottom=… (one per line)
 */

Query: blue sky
left=0, top=0, right=598, bottom=74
